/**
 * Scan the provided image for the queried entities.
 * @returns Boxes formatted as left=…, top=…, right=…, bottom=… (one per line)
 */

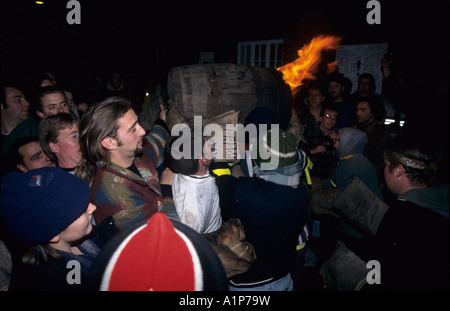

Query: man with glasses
left=319, top=107, right=339, bottom=137
left=299, top=107, right=339, bottom=179
left=35, top=86, right=71, bottom=119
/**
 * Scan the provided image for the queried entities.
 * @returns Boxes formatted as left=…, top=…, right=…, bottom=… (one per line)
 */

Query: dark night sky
left=2, top=0, right=449, bottom=79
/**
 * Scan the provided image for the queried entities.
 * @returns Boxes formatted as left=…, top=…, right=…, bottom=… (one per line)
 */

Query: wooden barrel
left=167, top=63, right=293, bottom=129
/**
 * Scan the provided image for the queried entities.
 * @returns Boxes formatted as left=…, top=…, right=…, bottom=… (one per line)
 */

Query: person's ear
left=395, top=164, right=405, bottom=177
left=199, top=155, right=208, bottom=166
left=49, top=234, right=61, bottom=243
left=36, top=110, right=45, bottom=119
left=101, top=137, right=117, bottom=150
left=17, top=164, right=27, bottom=173
left=49, top=141, right=58, bottom=153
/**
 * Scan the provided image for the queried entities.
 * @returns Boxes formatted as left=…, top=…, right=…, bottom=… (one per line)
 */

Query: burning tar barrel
left=167, top=63, right=293, bottom=129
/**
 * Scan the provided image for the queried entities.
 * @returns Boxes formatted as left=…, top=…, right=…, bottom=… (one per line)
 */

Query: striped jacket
left=90, top=124, right=168, bottom=231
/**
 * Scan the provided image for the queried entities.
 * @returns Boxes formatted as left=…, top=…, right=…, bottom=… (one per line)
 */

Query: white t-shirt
left=172, top=173, right=222, bottom=234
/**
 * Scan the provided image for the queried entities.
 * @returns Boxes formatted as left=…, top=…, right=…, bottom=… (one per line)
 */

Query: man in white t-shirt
left=164, top=126, right=222, bottom=234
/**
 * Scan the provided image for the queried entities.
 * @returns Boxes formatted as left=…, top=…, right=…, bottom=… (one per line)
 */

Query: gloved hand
left=204, top=219, right=257, bottom=278
left=310, top=188, right=341, bottom=216
left=319, top=241, right=369, bottom=291
left=332, top=177, right=389, bottom=237
left=215, top=219, right=256, bottom=264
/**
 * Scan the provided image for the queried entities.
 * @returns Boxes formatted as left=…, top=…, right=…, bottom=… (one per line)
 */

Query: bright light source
left=384, top=118, right=405, bottom=127
left=35, top=1, right=44, bottom=4
left=384, top=118, right=395, bottom=125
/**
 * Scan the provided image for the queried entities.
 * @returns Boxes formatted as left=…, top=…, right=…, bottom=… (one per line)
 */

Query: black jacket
left=375, top=199, right=450, bottom=290
left=215, top=174, right=309, bottom=284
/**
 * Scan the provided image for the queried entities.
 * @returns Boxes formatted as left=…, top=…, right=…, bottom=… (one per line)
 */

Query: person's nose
left=43, top=153, right=51, bottom=163
left=137, top=123, right=146, bottom=137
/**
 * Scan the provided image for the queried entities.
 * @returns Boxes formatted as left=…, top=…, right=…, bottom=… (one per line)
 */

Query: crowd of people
left=0, top=52, right=448, bottom=291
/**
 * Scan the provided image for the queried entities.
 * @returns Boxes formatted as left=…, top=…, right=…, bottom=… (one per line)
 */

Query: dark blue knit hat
left=0, top=167, right=91, bottom=245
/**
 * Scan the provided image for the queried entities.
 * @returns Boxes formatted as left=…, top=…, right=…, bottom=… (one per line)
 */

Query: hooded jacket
left=323, top=127, right=382, bottom=199
left=321, top=128, right=382, bottom=239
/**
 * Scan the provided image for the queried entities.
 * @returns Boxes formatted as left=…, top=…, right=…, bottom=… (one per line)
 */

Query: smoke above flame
left=277, top=35, right=342, bottom=94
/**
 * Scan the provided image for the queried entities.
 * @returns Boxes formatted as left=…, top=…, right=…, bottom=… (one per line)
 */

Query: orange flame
left=277, top=35, right=342, bottom=93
